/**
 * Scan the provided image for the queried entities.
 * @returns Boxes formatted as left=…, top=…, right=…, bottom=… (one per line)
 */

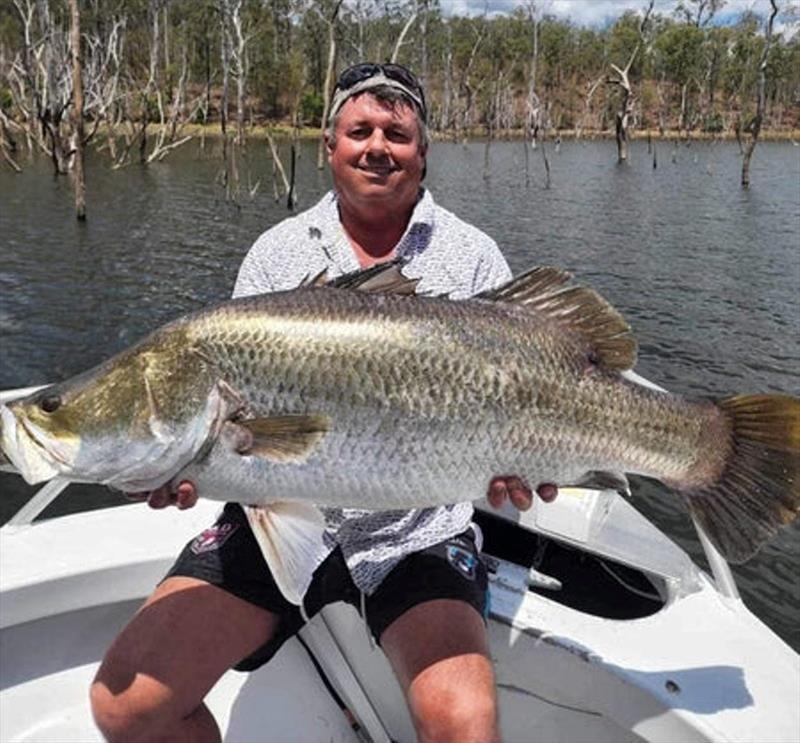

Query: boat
left=1, top=381, right=798, bottom=743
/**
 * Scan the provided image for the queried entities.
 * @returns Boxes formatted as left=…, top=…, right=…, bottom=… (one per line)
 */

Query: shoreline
left=69, top=122, right=800, bottom=143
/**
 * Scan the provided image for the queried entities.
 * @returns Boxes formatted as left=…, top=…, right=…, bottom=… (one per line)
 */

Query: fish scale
left=175, top=288, right=707, bottom=505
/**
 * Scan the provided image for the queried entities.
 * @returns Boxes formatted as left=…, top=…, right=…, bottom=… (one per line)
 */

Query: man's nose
left=365, top=129, right=389, bottom=156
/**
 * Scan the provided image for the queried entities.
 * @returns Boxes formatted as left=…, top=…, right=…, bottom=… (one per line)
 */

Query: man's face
left=326, top=93, right=426, bottom=211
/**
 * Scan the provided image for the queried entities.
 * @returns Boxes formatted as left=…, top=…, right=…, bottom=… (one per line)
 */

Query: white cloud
left=440, top=0, right=797, bottom=34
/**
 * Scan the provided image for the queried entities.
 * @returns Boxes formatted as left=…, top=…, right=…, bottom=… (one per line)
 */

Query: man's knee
left=411, top=682, right=498, bottom=743
left=88, top=576, right=273, bottom=741
left=90, top=667, right=175, bottom=743
left=407, top=653, right=499, bottom=743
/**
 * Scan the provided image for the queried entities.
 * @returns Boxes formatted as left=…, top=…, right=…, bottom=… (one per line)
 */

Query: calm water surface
left=1, top=138, right=798, bottom=649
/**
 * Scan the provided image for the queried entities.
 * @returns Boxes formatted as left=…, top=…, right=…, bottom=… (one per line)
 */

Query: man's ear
left=324, top=132, right=335, bottom=160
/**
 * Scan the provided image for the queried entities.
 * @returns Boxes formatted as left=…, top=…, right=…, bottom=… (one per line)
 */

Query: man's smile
left=358, top=163, right=397, bottom=176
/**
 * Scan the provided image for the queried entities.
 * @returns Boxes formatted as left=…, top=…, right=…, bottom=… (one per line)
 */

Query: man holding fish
left=2, top=60, right=796, bottom=742
left=89, top=64, right=551, bottom=743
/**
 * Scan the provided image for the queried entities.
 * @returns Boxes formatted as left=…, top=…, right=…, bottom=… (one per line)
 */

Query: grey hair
left=325, top=85, right=429, bottom=152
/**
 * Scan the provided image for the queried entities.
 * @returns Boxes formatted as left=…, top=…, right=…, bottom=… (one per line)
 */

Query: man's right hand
left=127, top=481, right=198, bottom=510
left=487, top=476, right=558, bottom=511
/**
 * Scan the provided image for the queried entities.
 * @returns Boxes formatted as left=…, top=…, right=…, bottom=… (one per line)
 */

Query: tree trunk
left=680, top=83, right=688, bottom=132
left=220, top=8, right=230, bottom=173
left=316, top=0, right=343, bottom=170
left=608, top=0, right=653, bottom=164
left=741, top=0, right=778, bottom=188
left=68, top=0, right=85, bottom=220
left=616, top=102, right=629, bottom=163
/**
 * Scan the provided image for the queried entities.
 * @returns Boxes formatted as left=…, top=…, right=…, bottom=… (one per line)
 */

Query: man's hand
left=487, top=476, right=557, bottom=512
left=127, top=481, right=198, bottom=510
left=130, top=477, right=556, bottom=513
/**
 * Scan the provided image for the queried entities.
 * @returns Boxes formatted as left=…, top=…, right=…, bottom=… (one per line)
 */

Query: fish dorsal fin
left=479, top=267, right=637, bottom=371
left=326, top=261, right=419, bottom=295
left=300, top=268, right=330, bottom=287
left=478, top=266, right=573, bottom=302
left=239, top=414, right=330, bottom=463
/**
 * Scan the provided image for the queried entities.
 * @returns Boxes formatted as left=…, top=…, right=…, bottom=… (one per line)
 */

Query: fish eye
left=39, top=395, right=62, bottom=414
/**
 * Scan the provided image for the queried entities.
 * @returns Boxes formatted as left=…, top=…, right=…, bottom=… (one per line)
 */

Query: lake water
left=1, top=137, right=798, bottom=651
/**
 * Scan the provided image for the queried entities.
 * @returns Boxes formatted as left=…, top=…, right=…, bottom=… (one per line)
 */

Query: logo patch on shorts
left=191, top=522, right=239, bottom=555
left=447, top=544, right=477, bottom=581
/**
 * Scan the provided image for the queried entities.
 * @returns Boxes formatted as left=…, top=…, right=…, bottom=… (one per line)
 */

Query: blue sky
left=439, top=0, right=798, bottom=36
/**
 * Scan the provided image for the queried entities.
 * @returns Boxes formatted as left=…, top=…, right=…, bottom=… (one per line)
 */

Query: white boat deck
left=2, top=499, right=797, bottom=743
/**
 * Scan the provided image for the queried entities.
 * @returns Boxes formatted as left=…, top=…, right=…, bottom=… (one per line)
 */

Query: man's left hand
left=487, top=476, right=557, bottom=511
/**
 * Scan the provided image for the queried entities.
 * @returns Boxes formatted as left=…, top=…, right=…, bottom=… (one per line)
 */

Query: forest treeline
left=0, top=1, right=797, bottom=193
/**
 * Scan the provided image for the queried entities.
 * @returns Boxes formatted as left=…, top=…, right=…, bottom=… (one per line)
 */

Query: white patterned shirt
left=233, top=188, right=511, bottom=595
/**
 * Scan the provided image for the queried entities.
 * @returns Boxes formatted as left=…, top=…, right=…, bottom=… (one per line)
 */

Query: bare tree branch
left=391, top=8, right=418, bottom=63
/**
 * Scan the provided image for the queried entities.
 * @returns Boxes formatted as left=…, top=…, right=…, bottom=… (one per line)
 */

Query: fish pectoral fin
left=239, top=414, right=330, bottom=463
left=244, top=502, right=328, bottom=606
left=477, top=267, right=637, bottom=371
left=570, top=470, right=631, bottom=497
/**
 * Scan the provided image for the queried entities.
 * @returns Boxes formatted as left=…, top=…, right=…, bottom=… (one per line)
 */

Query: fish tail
left=686, top=394, right=800, bottom=563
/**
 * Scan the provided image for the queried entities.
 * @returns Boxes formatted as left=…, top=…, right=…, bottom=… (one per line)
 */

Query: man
left=90, top=63, right=556, bottom=743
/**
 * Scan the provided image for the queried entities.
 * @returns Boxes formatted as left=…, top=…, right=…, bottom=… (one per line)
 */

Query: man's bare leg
left=90, top=576, right=279, bottom=743
left=381, top=599, right=499, bottom=743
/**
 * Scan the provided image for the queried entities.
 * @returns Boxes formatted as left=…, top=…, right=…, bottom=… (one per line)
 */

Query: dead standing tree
left=144, top=4, right=196, bottom=164
left=83, top=15, right=127, bottom=164
left=524, top=0, right=551, bottom=188
left=455, top=20, right=485, bottom=143
left=741, top=0, right=778, bottom=188
left=607, top=0, right=654, bottom=163
left=138, top=0, right=164, bottom=164
left=217, top=0, right=236, bottom=199
left=9, top=0, right=74, bottom=173
left=316, top=0, right=344, bottom=170
left=221, top=0, right=257, bottom=146
left=67, top=0, right=85, bottom=220
left=575, top=73, right=604, bottom=140
left=7, top=0, right=39, bottom=152
left=525, top=0, right=542, bottom=149
left=8, top=0, right=98, bottom=217
left=440, top=24, right=453, bottom=132
left=0, top=93, right=22, bottom=170
left=8, top=0, right=125, bottom=180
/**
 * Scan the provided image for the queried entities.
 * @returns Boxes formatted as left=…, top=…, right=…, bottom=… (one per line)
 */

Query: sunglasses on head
left=335, top=63, right=427, bottom=119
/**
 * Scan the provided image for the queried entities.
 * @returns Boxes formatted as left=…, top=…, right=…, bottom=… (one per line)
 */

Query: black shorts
left=164, top=503, right=489, bottom=671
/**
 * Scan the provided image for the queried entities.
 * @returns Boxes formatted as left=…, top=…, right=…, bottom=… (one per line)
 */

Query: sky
left=439, top=0, right=798, bottom=35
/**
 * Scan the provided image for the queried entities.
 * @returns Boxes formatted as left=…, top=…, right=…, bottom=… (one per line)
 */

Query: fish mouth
left=0, top=447, right=15, bottom=474
left=0, top=404, right=65, bottom=484
left=0, top=411, right=11, bottom=472
left=19, top=415, right=73, bottom=467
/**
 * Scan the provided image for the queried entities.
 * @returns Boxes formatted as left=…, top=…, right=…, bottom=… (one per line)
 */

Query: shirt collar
left=320, top=188, right=436, bottom=267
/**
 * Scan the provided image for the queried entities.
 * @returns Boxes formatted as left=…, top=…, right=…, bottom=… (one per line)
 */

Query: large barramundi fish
left=2, top=265, right=798, bottom=602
